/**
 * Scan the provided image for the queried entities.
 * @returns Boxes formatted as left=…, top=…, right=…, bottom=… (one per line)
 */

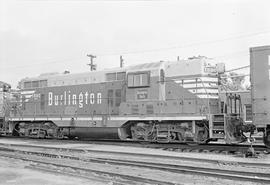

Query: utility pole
left=120, top=55, right=124, bottom=68
left=86, top=54, right=97, bottom=71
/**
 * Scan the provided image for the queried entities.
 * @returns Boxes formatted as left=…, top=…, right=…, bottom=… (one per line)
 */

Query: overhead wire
left=225, top=65, right=250, bottom=73
left=1, top=29, right=269, bottom=69
left=96, top=29, right=270, bottom=56
left=220, top=74, right=250, bottom=79
left=1, top=56, right=86, bottom=69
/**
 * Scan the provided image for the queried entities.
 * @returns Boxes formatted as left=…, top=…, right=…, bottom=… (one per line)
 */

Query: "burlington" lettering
left=48, top=91, right=102, bottom=108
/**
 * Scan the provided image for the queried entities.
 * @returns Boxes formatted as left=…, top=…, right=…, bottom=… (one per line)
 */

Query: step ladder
left=156, top=128, right=170, bottom=143
left=209, top=114, right=225, bottom=139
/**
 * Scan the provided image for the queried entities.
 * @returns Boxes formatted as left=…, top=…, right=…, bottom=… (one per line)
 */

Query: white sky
left=0, top=0, right=270, bottom=88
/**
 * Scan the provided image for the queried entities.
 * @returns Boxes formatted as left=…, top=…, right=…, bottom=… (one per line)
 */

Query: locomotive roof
left=126, top=61, right=163, bottom=71
left=18, top=58, right=217, bottom=89
left=19, top=61, right=164, bottom=85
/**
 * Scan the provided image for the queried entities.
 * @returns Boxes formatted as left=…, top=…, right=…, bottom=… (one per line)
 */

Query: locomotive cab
left=119, top=58, right=222, bottom=143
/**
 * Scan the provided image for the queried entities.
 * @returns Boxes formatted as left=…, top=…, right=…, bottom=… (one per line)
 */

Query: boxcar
left=250, top=45, right=270, bottom=146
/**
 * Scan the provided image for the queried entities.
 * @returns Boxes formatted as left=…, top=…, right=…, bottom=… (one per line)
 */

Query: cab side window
left=127, top=72, right=150, bottom=88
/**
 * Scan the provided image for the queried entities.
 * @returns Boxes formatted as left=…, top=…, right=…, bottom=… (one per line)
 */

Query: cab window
left=127, top=72, right=150, bottom=88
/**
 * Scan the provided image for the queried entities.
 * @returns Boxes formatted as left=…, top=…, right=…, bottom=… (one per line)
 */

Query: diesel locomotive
left=0, top=46, right=270, bottom=148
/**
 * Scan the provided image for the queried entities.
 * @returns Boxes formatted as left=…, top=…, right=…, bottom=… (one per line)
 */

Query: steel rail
left=0, top=145, right=270, bottom=184
left=0, top=142, right=268, bottom=168
left=0, top=143, right=270, bottom=168
left=0, top=136, right=268, bottom=153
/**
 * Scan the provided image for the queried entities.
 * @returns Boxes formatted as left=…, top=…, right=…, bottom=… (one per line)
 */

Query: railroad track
left=0, top=143, right=269, bottom=184
left=0, top=143, right=269, bottom=168
left=1, top=136, right=268, bottom=155
left=0, top=152, right=174, bottom=185
left=0, top=139, right=269, bottom=168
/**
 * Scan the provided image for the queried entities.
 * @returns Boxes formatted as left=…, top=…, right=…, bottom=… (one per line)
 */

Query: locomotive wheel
left=177, top=132, right=184, bottom=142
left=263, top=129, right=270, bottom=148
left=131, top=125, right=148, bottom=141
left=12, top=123, right=20, bottom=136
left=131, top=123, right=156, bottom=141
left=37, top=129, right=47, bottom=139
left=196, top=130, right=209, bottom=144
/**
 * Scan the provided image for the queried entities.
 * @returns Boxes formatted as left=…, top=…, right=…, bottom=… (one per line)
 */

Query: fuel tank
left=66, top=127, right=120, bottom=139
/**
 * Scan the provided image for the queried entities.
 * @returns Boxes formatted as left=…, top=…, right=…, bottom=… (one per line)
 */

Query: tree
left=220, top=72, right=249, bottom=91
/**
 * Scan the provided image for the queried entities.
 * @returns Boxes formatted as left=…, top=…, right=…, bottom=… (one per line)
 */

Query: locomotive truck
left=0, top=46, right=269, bottom=148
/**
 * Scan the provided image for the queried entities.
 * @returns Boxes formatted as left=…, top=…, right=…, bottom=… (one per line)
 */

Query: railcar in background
left=250, top=45, right=270, bottom=147
left=0, top=81, right=12, bottom=132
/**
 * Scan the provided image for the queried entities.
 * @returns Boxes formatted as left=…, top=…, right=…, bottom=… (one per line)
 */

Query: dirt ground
left=0, top=155, right=267, bottom=185
left=0, top=157, right=108, bottom=185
